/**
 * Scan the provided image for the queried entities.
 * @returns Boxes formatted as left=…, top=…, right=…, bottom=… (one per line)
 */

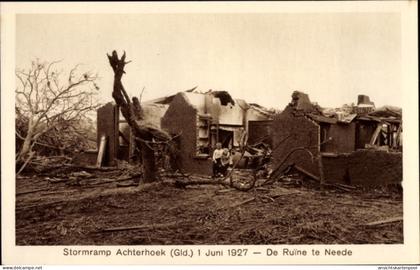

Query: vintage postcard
left=1, top=1, right=418, bottom=266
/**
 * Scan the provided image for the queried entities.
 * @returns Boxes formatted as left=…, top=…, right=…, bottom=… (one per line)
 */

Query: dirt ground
left=16, top=167, right=403, bottom=245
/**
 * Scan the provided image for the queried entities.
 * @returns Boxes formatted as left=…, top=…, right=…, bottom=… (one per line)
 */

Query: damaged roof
left=286, top=91, right=401, bottom=125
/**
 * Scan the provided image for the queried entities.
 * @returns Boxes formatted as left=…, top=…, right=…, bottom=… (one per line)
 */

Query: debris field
left=16, top=166, right=403, bottom=245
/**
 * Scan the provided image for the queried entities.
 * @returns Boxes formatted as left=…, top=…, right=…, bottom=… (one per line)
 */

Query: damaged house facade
left=161, top=91, right=273, bottom=175
left=272, top=91, right=402, bottom=186
left=95, top=87, right=401, bottom=186
left=96, top=90, right=273, bottom=173
left=96, top=100, right=170, bottom=166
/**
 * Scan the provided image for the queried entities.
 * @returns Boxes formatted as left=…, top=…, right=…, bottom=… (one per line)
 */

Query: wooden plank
left=308, top=113, right=337, bottom=124
left=365, top=217, right=403, bottom=227
left=394, top=124, right=402, bottom=148
left=369, top=123, right=383, bottom=145
left=294, top=165, right=320, bottom=181
left=96, top=135, right=107, bottom=168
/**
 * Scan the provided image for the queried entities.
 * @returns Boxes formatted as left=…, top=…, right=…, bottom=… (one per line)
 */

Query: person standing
left=212, top=143, right=224, bottom=177
left=219, top=148, right=231, bottom=176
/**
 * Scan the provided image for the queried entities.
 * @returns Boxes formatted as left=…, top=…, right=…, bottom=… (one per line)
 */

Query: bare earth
left=16, top=169, right=403, bottom=245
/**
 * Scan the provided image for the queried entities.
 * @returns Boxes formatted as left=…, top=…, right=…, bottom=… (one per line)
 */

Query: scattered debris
left=272, top=91, right=402, bottom=188
left=228, top=197, right=255, bottom=208
left=101, top=222, right=178, bottom=233
left=14, top=55, right=403, bottom=246
left=16, top=172, right=403, bottom=245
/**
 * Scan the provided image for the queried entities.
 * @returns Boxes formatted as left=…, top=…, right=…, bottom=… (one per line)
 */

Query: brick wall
left=248, top=120, right=273, bottom=146
left=323, top=123, right=356, bottom=153
left=322, top=150, right=402, bottom=186
left=161, top=93, right=212, bottom=175
left=272, top=107, right=320, bottom=176
left=97, top=103, right=119, bottom=166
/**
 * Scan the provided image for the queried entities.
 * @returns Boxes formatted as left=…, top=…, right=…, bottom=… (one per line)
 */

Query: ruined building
left=161, top=91, right=273, bottom=175
left=96, top=100, right=169, bottom=166
left=272, top=91, right=402, bottom=186
left=96, top=90, right=273, bottom=172
left=95, top=88, right=401, bottom=186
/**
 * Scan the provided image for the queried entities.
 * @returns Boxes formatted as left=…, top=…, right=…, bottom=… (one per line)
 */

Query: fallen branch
left=63, top=164, right=118, bottom=171
left=100, top=221, right=178, bottom=232
left=365, top=217, right=403, bottom=227
left=82, top=174, right=142, bottom=187
left=16, top=182, right=163, bottom=212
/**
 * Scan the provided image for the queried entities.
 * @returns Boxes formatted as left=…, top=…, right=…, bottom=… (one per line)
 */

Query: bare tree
left=15, top=59, right=99, bottom=174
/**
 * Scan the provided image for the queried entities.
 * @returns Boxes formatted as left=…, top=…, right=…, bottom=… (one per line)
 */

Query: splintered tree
left=15, top=60, right=99, bottom=174
left=107, top=51, right=171, bottom=183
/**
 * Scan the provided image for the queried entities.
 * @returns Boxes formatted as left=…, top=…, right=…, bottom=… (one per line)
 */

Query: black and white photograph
left=1, top=1, right=418, bottom=266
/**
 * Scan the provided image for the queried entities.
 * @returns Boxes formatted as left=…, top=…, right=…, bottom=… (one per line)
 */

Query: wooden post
left=96, top=135, right=107, bottom=168
left=395, top=124, right=402, bottom=148
left=318, top=153, right=325, bottom=192
left=128, top=127, right=135, bottom=162
left=369, top=123, right=382, bottom=145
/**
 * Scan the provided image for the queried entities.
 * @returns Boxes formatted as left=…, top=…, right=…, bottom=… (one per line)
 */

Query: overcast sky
left=16, top=13, right=401, bottom=110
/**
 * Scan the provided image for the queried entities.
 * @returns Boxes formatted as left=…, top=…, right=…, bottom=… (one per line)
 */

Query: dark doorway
left=219, top=129, right=233, bottom=149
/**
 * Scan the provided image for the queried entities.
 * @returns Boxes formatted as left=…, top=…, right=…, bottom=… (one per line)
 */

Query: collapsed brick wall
left=272, top=107, right=320, bottom=176
left=161, top=93, right=212, bottom=175
left=322, top=150, right=402, bottom=186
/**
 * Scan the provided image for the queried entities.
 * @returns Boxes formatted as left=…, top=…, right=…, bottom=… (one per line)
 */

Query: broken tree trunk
left=140, top=140, right=157, bottom=183
left=107, top=51, right=171, bottom=183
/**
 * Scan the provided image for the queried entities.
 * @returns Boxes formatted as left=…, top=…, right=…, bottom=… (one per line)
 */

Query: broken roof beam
left=369, top=123, right=383, bottom=145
